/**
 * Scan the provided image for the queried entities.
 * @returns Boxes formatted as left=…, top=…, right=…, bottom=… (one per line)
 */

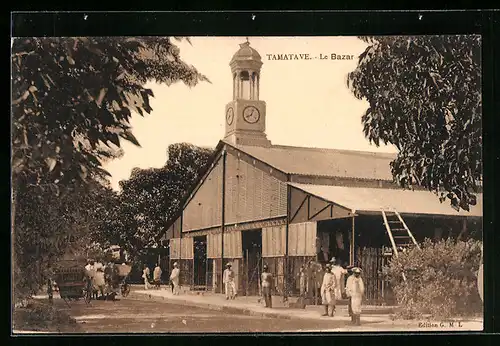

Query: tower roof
left=230, top=40, right=262, bottom=64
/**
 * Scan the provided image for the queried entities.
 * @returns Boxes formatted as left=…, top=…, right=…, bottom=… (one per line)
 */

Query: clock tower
left=224, top=39, right=271, bottom=147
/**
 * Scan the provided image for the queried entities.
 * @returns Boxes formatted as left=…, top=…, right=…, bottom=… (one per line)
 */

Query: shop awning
left=289, top=183, right=483, bottom=217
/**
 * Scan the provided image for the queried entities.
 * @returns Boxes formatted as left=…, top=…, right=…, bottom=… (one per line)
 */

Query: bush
left=385, top=238, right=482, bottom=319
left=13, top=299, right=80, bottom=332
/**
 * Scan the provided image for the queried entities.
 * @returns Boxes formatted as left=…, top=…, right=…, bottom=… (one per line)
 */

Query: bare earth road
left=51, top=297, right=361, bottom=333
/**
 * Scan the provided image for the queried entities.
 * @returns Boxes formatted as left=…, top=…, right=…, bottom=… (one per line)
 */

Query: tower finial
left=246, top=37, right=249, bottom=44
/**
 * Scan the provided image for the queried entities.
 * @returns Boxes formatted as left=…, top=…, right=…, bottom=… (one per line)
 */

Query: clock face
left=243, top=106, right=260, bottom=124
left=226, top=108, right=234, bottom=125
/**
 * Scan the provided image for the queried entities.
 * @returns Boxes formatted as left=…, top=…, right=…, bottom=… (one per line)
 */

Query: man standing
left=261, top=264, right=273, bottom=308
left=330, top=257, right=347, bottom=303
left=94, top=267, right=106, bottom=299
left=153, top=263, right=162, bottom=290
left=142, top=264, right=151, bottom=290
left=314, top=262, right=324, bottom=305
left=223, top=263, right=237, bottom=300
left=320, top=264, right=336, bottom=317
left=170, top=262, right=180, bottom=295
left=345, top=267, right=365, bottom=326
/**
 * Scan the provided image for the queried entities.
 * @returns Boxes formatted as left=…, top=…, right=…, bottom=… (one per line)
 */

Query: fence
left=358, top=246, right=395, bottom=305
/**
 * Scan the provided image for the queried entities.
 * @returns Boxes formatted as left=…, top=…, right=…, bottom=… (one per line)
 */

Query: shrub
left=13, top=299, right=80, bottom=332
left=384, top=238, right=482, bottom=319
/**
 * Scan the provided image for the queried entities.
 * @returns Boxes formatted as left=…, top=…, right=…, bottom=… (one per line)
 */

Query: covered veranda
left=285, top=183, right=483, bottom=304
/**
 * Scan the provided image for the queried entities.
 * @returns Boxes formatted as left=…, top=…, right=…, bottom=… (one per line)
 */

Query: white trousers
left=172, top=279, right=180, bottom=295
left=225, top=281, right=237, bottom=298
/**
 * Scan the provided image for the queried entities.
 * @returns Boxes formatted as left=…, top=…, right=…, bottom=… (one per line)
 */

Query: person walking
left=320, top=264, right=336, bottom=317
left=261, top=264, right=273, bottom=308
left=223, top=263, right=237, bottom=300
left=153, top=263, right=162, bottom=290
left=345, top=267, right=365, bottom=326
left=142, top=264, right=151, bottom=290
left=170, top=262, right=180, bottom=295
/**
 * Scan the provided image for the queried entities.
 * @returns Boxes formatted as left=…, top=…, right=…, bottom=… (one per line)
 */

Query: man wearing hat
left=345, top=267, right=365, bottom=325
left=169, top=262, right=180, bottom=295
left=261, top=264, right=273, bottom=308
left=329, top=257, right=347, bottom=302
left=223, top=262, right=237, bottom=300
left=320, top=264, right=336, bottom=317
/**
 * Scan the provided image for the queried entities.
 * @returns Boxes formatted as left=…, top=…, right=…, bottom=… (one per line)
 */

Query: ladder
left=381, top=210, right=420, bottom=281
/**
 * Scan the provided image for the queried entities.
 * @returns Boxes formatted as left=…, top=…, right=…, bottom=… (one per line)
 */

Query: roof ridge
left=268, top=144, right=397, bottom=158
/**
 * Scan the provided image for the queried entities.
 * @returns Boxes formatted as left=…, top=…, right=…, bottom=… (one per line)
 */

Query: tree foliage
left=347, top=35, right=481, bottom=211
left=12, top=37, right=208, bottom=189
left=11, top=37, right=208, bottom=298
left=94, top=143, right=214, bottom=260
left=14, top=179, right=110, bottom=296
left=385, top=238, right=482, bottom=319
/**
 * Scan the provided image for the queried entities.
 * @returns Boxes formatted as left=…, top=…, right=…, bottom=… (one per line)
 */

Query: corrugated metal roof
left=289, top=183, right=483, bottom=217
left=229, top=142, right=397, bottom=181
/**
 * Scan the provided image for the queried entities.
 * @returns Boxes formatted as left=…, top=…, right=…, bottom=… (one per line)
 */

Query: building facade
left=164, top=41, right=483, bottom=304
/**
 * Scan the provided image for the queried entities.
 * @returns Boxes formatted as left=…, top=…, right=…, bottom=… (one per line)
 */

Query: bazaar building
left=164, top=41, right=483, bottom=304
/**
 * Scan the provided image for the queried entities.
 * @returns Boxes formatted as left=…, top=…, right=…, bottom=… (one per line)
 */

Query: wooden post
left=221, top=149, right=227, bottom=294
left=205, top=239, right=209, bottom=291
left=191, top=240, right=195, bottom=289
left=179, top=213, right=183, bottom=288
left=350, top=216, right=355, bottom=266
left=285, top=185, right=291, bottom=299
left=245, top=249, right=249, bottom=296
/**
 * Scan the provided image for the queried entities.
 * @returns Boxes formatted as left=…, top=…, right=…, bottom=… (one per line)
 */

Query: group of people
left=138, top=258, right=364, bottom=324
left=298, top=257, right=365, bottom=325
left=84, top=259, right=121, bottom=300
left=142, top=262, right=180, bottom=295
left=318, top=257, right=365, bottom=325
left=222, top=262, right=274, bottom=308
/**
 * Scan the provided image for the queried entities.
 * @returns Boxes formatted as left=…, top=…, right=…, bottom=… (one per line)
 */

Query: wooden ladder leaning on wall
left=381, top=210, right=420, bottom=282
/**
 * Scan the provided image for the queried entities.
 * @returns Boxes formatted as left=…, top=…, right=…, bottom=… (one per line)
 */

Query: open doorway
left=317, top=219, right=351, bottom=267
left=193, top=236, right=207, bottom=290
left=242, top=229, right=262, bottom=296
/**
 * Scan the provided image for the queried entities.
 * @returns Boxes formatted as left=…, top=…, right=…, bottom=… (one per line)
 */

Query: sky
left=104, top=36, right=398, bottom=191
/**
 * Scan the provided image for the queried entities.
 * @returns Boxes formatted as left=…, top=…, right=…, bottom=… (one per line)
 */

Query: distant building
left=164, top=41, right=483, bottom=304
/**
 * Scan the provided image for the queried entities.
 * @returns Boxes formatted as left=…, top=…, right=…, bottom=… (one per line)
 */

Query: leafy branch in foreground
left=347, top=35, right=481, bottom=211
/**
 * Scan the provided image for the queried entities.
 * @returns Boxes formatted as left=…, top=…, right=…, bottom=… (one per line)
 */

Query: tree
left=12, top=37, right=208, bottom=190
left=14, top=179, right=102, bottom=295
left=11, top=37, right=208, bottom=298
left=110, top=143, right=214, bottom=260
left=347, top=35, right=481, bottom=211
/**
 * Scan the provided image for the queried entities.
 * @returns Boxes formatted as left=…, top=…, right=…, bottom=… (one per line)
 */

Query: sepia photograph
left=11, top=33, right=483, bottom=334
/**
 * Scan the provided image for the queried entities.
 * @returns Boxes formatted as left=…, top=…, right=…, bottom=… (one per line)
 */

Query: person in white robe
left=329, top=257, right=347, bottom=301
left=153, top=263, right=162, bottom=289
left=93, top=267, right=106, bottom=298
left=170, top=262, right=180, bottom=295
left=223, top=263, right=237, bottom=300
left=142, top=264, right=151, bottom=290
left=345, top=267, right=365, bottom=325
left=320, top=264, right=336, bottom=317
